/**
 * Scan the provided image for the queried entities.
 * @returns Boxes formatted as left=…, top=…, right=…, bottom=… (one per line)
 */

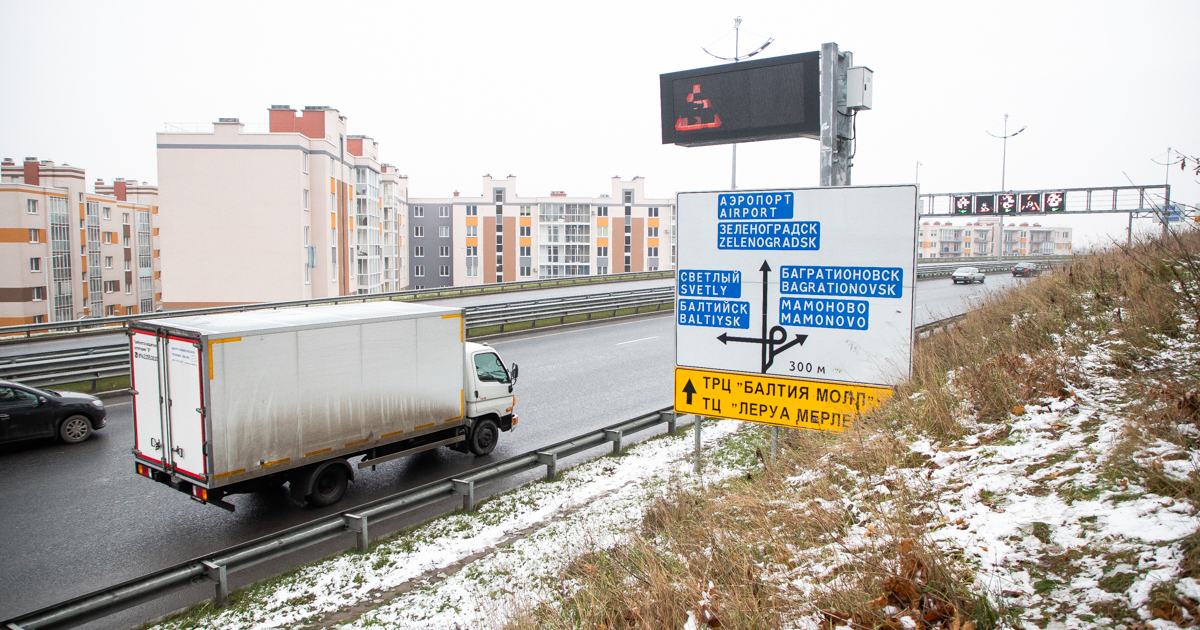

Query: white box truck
left=129, top=302, right=519, bottom=510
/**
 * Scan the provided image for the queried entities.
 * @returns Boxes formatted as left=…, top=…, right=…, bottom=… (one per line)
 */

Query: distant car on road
left=0, top=380, right=106, bottom=445
left=1012, top=262, right=1041, bottom=277
left=951, top=267, right=986, bottom=284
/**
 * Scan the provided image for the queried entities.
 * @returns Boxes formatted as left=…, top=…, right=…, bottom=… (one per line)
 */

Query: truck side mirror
left=510, top=364, right=518, bottom=382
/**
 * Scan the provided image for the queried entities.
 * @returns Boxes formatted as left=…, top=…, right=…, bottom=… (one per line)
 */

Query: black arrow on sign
left=717, top=260, right=809, bottom=373
left=682, top=379, right=697, bottom=405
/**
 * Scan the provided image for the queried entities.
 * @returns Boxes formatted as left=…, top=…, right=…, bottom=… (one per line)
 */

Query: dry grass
left=505, top=229, right=1200, bottom=630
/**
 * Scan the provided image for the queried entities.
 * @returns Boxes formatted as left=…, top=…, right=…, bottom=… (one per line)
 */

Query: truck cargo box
left=130, top=302, right=465, bottom=493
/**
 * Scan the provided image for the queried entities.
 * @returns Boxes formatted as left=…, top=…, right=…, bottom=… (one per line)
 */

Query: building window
left=520, top=245, right=531, bottom=257
left=649, top=207, right=659, bottom=217
left=597, top=246, right=608, bottom=257
left=125, top=281, right=132, bottom=294
left=122, top=212, right=129, bottom=224
left=597, top=206, right=608, bottom=217
left=648, top=247, right=659, bottom=257
left=466, top=225, right=477, bottom=237
left=30, top=257, right=41, bottom=272
left=440, top=246, right=449, bottom=257
left=28, top=229, right=40, bottom=243
left=303, top=189, right=309, bottom=211
left=520, top=266, right=531, bottom=277
left=440, top=206, right=449, bottom=218
left=104, top=256, right=113, bottom=269
left=32, top=286, right=46, bottom=301
left=27, top=199, right=37, bottom=214
left=435, top=225, right=447, bottom=238
left=413, top=206, right=424, bottom=217
left=520, top=206, right=532, bottom=216
left=466, top=205, right=477, bottom=216
left=414, top=265, right=425, bottom=277
left=103, top=207, right=111, bottom=220
left=104, top=280, right=119, bottom=293
left=465, top=246, right=479, bottom=277
left=414, top=246, right=424, bottom=257
left=302, top=152, right=309, bottom=173
left=494, top=188, right=505, bottom=203
left=648, top=226, right=658, bottom=237
left=597, top=226, right=609, bottom=237
left=413, top=226, right=424, bottom=237
left=520, top=225, right=531, bottom=237
left=440, top=265, right=449, bottom=277
left=597, top=266, right=608, bottom=274
left=623, top=190, right=633, bottom=204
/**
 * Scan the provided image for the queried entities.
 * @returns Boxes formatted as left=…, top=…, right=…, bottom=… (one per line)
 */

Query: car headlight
left=90, top=399, right=104, bottom=408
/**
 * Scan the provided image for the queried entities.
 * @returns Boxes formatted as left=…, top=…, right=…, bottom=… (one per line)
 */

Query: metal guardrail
left=0, top=406, right=680, bottom=630
left=0, top=287, right=677, bottom=388
left=0, top=270, right=676, bottom=342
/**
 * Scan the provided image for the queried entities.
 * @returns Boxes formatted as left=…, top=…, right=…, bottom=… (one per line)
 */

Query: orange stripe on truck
left=214, top=469, right=246, bottom=479
left=305, top=447, right=332, bottom=457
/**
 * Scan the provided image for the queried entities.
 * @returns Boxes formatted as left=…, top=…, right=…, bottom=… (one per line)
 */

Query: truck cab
left=462, top=342, right=518, bottom=455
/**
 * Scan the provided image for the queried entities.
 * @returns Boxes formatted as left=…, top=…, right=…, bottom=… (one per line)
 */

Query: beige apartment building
left=0, top=157, right=161, bottom=325
left=410, top=175, right=675, bottom=290
left=918, top=217, right=1073, bottom=259
left=156, top=105, right=406, bottom=308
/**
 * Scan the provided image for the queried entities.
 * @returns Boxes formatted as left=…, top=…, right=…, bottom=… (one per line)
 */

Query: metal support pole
left=604, top=429, right=624, bottom=456
left=694, top=416, right=702, bottom=474
left=819, top=43, right=853, bottom=187
left=771, top=426, right=779, bottom=459
left=201, top=561, right=228, bottom=608
left=344, top=513, right=369, bottom=553
left=535, top=451, right=558, bottom=482
left=1128, top=211, right=1134, bottom=245
left=732, top=143, right=738, bottom=189
left=451, top=479, right=475, bottom=512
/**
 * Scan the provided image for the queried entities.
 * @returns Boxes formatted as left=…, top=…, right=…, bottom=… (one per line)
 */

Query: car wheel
left=308, top=464, right=348, bottom=507
left=469, top=418, right=499, bottom=456
left=980, top=277, right=986, bottom=283
left=59, top=415, right=92, bottom=443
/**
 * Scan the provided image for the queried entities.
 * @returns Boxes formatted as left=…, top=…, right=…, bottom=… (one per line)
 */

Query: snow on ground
left=146, top=418, right=755, bottom=630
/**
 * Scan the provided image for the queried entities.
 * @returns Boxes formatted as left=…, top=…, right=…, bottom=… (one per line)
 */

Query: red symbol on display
left=675, top=84, right=723, bottom=131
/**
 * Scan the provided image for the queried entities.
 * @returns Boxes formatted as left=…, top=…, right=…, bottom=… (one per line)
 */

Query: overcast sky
left=2, top=0, right=1197, bottom=246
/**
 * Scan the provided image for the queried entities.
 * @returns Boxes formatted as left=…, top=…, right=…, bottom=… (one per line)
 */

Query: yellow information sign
left=674, top=366, right=892, bottom=432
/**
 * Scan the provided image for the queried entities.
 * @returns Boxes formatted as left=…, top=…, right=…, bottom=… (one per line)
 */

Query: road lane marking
left=616, top=336, right=658, bottom=345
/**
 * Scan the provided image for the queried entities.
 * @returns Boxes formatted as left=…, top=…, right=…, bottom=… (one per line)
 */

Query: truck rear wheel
left=469, top=419, right=499, bottom=456
left=308, top=464, right=349, bottom=507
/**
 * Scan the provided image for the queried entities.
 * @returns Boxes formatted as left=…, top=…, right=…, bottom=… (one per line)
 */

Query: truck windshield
left=474, top=353, right=509, bottom=383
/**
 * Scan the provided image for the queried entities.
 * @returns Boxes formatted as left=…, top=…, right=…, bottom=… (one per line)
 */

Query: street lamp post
left=987, top=114, right=1026, bottom=263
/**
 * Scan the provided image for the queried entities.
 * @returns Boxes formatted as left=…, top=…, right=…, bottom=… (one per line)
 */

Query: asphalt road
left=0, top=272, right=1029, bottom=627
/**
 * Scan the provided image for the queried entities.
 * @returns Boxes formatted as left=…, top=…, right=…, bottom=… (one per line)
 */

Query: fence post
left=344, top=513, right=369, bottom=552
left=452, top=479, right=475, bottom=512
left=201, top=561, right=228, bottom=607
left=694, top=416, right=702, bottom=474
left=771, top=426, right=779, bottom=460
left=662, top=410, right=677, bottom=435
left=535, top=452, right=558, bottom=481
left=603, top=429, right=624, bottom=456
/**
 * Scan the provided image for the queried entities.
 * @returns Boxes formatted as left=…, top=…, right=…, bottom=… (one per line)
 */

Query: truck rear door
left=131, top=330, right=208, bottom=483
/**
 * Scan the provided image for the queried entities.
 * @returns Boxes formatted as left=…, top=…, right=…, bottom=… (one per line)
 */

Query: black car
left=1012, top=262, right=1041, bottom=277
left=0, top=380, right=107, bottom=445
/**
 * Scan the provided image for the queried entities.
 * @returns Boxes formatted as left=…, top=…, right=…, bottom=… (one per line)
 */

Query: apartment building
left=0, top=158, right=161, bottom=325
left=409, top=175, right=675, bottom=290
left=918, top=217, right=1073, bottom=259
left=156, top=105, right=406, bottom=308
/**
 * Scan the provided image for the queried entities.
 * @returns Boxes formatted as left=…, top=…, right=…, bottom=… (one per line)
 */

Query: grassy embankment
left=507, top=231, right=1200, bottom=630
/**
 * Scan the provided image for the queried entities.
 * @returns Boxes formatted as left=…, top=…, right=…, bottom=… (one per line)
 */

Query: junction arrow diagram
left=716, top=261, right=807, bottom=373
left=682, top=379, right=697, bottom=404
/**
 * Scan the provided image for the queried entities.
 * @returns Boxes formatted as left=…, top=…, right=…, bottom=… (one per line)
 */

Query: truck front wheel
left=469, top=419, right=499, bottom=456
left=308, top=464, right=349, bottom=507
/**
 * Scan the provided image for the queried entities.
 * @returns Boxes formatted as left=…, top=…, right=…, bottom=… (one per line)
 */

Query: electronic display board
left=974, top=195, right=995, bottom=214
left=999, top=194, right=1017, bottom=214
left=953, top=195, right=973, bottom=214
left=1044, top=191, right=1066, bottom=212
left=660, top=52, right=821, bottom=147
left=1020, top=193, right=1043, bottom=213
